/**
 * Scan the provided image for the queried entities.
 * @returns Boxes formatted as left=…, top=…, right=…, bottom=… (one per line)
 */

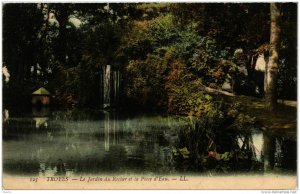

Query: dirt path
left=228, top=95, right=297, bottom=140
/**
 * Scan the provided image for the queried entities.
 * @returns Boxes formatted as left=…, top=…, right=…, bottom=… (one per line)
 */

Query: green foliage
left=52, top=65, right=80, bottom=107
left=277, top=3, right=297, bottom=100
left=2, top=3, right=297, bottom=111
left=172, top=101, right=257, bottom=172
left=148, top=14, right=178, bottom=47
left=121, top=11, right=236, bottom=111
left=165, top=69, right=214, bottom=116
left=178, top=147, right=190, bottom=159
left=125, top=53, right=169, bottom=108
left=2, top=4, right=45, bottom=109
left=233, top=114, right=256, bottom=130
left=50, top=6, right=123, bottom=108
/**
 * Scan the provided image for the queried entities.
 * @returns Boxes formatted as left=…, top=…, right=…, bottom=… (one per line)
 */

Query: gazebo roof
left=32, top=87, right=51, bottom=95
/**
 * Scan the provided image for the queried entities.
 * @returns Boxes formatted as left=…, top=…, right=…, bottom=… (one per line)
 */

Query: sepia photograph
left=1, top=2, right=297, bottom=190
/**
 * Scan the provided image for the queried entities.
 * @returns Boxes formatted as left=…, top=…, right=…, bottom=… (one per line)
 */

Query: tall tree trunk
left=266, top=3, right=281, bottom=111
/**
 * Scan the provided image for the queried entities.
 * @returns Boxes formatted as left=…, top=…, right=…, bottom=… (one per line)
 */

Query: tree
left=3, top=4, right=45, bottom=109
left=266, top=3, right=281, bottom=110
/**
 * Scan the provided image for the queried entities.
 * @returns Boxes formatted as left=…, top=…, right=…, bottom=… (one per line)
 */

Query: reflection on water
left=250, top=132, right=263, bottom=162
left=3, top=110, right=297, bottom=176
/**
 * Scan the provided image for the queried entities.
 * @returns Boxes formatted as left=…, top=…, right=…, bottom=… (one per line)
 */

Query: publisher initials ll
left=180, top=176, right=187, bottom=181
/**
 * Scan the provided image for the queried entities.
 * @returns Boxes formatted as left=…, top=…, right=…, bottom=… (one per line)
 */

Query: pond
left=3, top=108, right=297, bottom=177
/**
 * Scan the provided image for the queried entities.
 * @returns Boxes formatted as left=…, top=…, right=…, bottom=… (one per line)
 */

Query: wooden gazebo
left=32, top=87, right=51, bottom=106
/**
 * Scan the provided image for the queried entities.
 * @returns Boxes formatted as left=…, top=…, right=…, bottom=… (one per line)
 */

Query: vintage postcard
left=2, top=2, right=297, bottom=190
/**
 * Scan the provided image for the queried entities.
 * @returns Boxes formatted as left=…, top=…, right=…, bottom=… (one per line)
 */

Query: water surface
left=3, top=109, right=297, bottom=176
